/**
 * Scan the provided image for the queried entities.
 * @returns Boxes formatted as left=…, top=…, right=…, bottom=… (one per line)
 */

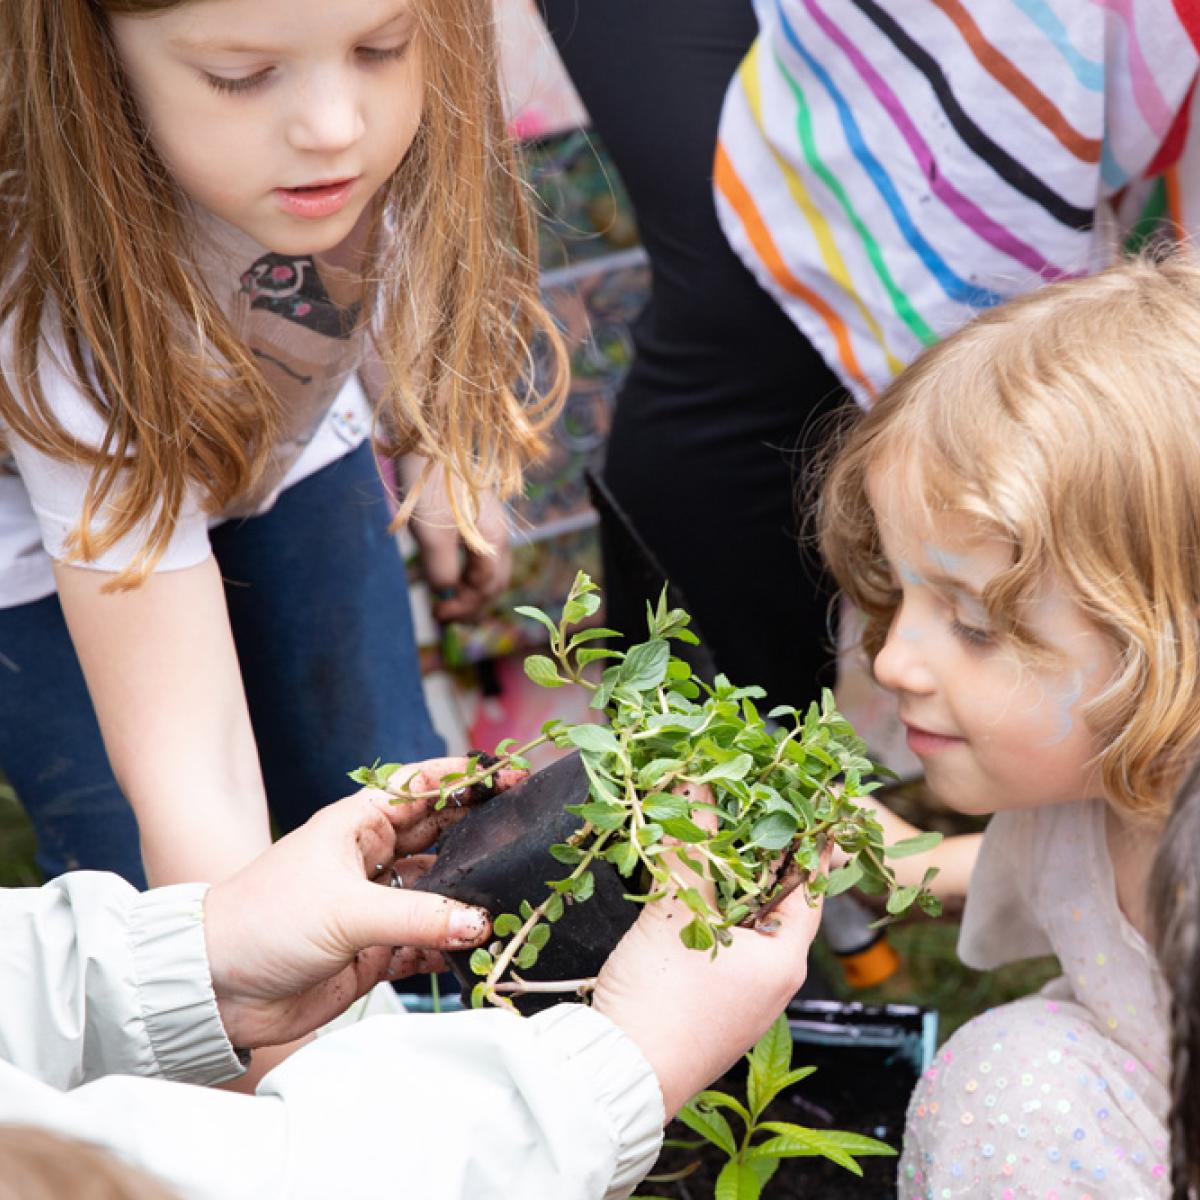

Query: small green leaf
left=549, top=843, right=585, bottom=865
left=566, top=724, right=621, bottom=755
left=714, top=1160, right=763, bottom=1200
left=575, top=801, right=628, bottom=831
left=577, top=647, right=623, bottom=667
left=677, top=1102, right=737, bottom=1157
left=617, top=638, right=670, bottom=691
left=571, top=871, right=596, bottom=902
left=347, top=766, right=372, bottom=784
left=519, top=900, right=534, bottom=920
left=823, top=860, right=864, bottom=897
left=688, top=1089, right=750, bottom=1125
left=884, top=831, right=944, bottom=859
left=749, top=811, right=798, bottom=851
left=493, top=913, right=521, bottom=937
left=659, top=816, right=709, bottom=843
left=642, top=793, right=690, bottom=821
left=515, top=943, right=539, bottom=970
left=607, top=839, right=640, bottom=877
left=469, top=949, right=493, bottom=976
left=544, top=893, right=565, bottom=923
left=691, top=753, right=754, bottom=784
left=679, top=917, right=716, bottom=951
left=747, top=1014, right=793, bottom=1114
left=470, top=982, right=487, bottom=1009
left=513, top=604, right=560, bottom=641
left=527, top=923, right=551, bottom=950
left=494, top=737, right=517, bottom=755
left=886, top=885, right=920, bottom=915
left=524, top=654, right=565, bottom=688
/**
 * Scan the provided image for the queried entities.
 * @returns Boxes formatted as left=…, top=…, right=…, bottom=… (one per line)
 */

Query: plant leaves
left=679, top=917, right=715, bottom=951
left=468, top=949, right=493, bottom=976
left=617, top=639, right=670, bottom=691
left=884, top=831, right=944, bottom=859
left=886, top=884, right=921, bottom=915
left=527, top=923, right=551, bottom=950
left=689, top=1089, right=750, bottom=1125
left=747, top=1013, right=793, bottom=1115
left=607, top=839, right=639, bottom=877
left=714, top=1160, right=762, bottom=1200
left=823, top=860, right=864, bottom=897
left=493, top=913, right=521, bottom=937
left=524, top=654, right=565, bottom=689
left=515, top=943, right=539, bottom=970
left=543, top=893, right=565, bottom=923
left=571, top=871, right=596, bottom=902
left=513, top=605, right=560, bottom=641
left=748, top=811, right=798, bottom=851
left=677, top=1102, right=737, bottom=1158
left=567, top=724, right=621, bottom=756
left=575, top=801, right=628, bottom=831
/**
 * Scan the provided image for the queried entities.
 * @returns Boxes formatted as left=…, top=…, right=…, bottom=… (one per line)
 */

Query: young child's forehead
left=866, top=456, right=1010, bottom=582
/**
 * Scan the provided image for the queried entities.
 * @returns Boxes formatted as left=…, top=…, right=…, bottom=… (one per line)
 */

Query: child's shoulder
left=899, top=991, right=1169, bottom=1199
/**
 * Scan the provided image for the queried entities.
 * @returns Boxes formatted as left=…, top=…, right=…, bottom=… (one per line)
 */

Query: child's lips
left=274, top=177, right=359, bottom=218
left=903, top=722, right=964, bottom=756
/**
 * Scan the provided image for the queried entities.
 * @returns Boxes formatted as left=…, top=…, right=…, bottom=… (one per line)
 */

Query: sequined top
left=899, top=798, right=1171, bottom=1199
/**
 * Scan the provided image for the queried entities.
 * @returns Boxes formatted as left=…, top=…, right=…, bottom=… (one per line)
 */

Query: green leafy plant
left=353, top=570, right=941, bottom=1009
left=632, top=1014, right=896, bottom=1200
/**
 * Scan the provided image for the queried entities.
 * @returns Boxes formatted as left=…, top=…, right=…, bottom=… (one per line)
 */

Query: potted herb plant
left=353, top=571, right=942, bottom=1014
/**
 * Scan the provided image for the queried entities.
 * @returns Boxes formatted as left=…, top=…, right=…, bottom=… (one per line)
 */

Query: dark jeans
left=0, top=443, right=443, bottom=888
left=539, top=0, right=850, bottom=710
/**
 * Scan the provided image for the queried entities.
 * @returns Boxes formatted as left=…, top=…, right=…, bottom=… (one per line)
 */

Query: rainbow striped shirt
left=716, top=0, right=1200, bottom=404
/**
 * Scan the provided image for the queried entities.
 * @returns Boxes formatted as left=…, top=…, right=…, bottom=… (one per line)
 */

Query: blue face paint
left=922, top=542, right=970, bottom=575
left=1044, top=668, right=1085, bottom=745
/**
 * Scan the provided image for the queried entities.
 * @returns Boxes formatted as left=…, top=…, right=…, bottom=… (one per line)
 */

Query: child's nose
left=872, top=615, right=937, bottom=697
left=287, top=76, right=365, bottom=154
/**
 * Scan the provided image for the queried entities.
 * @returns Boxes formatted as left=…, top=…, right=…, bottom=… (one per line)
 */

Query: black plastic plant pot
left=412, top=750, right=640, bottom=1015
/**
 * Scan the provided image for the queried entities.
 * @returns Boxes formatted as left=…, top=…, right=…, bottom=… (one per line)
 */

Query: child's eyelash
left=950, top=618, right=992, bottom=648
left=357, top=43, right=412, bottom=64
left=204, top=70, right=272, bottom=96
left=202, top=43, right=411, bottom=96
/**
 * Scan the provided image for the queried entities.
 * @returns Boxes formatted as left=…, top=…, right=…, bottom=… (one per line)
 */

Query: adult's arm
left=0, top=874, right=659, bottom=1200
left=54, top=556, right=271, bottom=885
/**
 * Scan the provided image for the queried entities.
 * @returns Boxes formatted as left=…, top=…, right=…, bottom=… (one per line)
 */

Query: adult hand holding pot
left=204, top=757, right=522, bottom=1051
left=591, top=783, right=828, bottom=1120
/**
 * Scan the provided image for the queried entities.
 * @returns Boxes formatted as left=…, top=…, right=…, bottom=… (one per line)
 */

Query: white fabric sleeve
left=2, top=336, right=211, bottom=574
left=0, top=874, right=244, bottom=1090
left=0, top=1003, right=665, bottom=1200
left=957, top=809, right=1054, bottom=971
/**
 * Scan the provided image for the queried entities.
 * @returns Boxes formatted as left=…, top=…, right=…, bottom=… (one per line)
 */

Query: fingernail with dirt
left=448, top=906, right=489, bottom=944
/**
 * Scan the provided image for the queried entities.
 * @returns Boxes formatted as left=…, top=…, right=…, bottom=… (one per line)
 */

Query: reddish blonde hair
left=0, top=0, right=566, bottom=586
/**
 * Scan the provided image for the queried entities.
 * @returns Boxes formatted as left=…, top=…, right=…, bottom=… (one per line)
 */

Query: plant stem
left=493, top=977, right=597, bottom=995
left=480, top=824, right=612, bottom=1008
left=391, top=732, right=552, bottom=801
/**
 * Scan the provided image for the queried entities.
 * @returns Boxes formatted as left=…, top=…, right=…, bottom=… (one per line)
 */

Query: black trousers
left=539, top=0, right=850, bottom=711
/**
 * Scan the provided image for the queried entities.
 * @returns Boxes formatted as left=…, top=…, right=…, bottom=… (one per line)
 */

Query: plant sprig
left=356, top=571, right=942, bottom=1009
left=631, top=1013, right=897, bottom=1200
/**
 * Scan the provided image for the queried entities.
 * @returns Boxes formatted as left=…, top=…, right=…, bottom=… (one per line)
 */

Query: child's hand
left=591, top=785, right=827, bottom=1119
left=401, top=455, right=512, bottom=623
left=203, top=757, right=523, bottom=1052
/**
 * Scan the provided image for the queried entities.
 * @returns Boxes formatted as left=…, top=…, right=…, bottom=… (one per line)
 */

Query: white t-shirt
left=0, top=210, right=378, bottom=608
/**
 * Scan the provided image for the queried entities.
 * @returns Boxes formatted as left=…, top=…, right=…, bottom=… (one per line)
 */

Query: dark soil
left=642, top=1040, right=916, bottom=1200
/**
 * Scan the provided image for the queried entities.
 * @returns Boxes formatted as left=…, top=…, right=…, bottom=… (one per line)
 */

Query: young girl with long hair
left=820, top=254, right=1200, bottom=1198
left=0, top=0, right=566, bottom=888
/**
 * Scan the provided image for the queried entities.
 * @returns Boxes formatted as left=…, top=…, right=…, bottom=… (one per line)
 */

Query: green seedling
left=632, top=1013, right=897, bottom=1200
left=354, top=570, right=942, bottom=1009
